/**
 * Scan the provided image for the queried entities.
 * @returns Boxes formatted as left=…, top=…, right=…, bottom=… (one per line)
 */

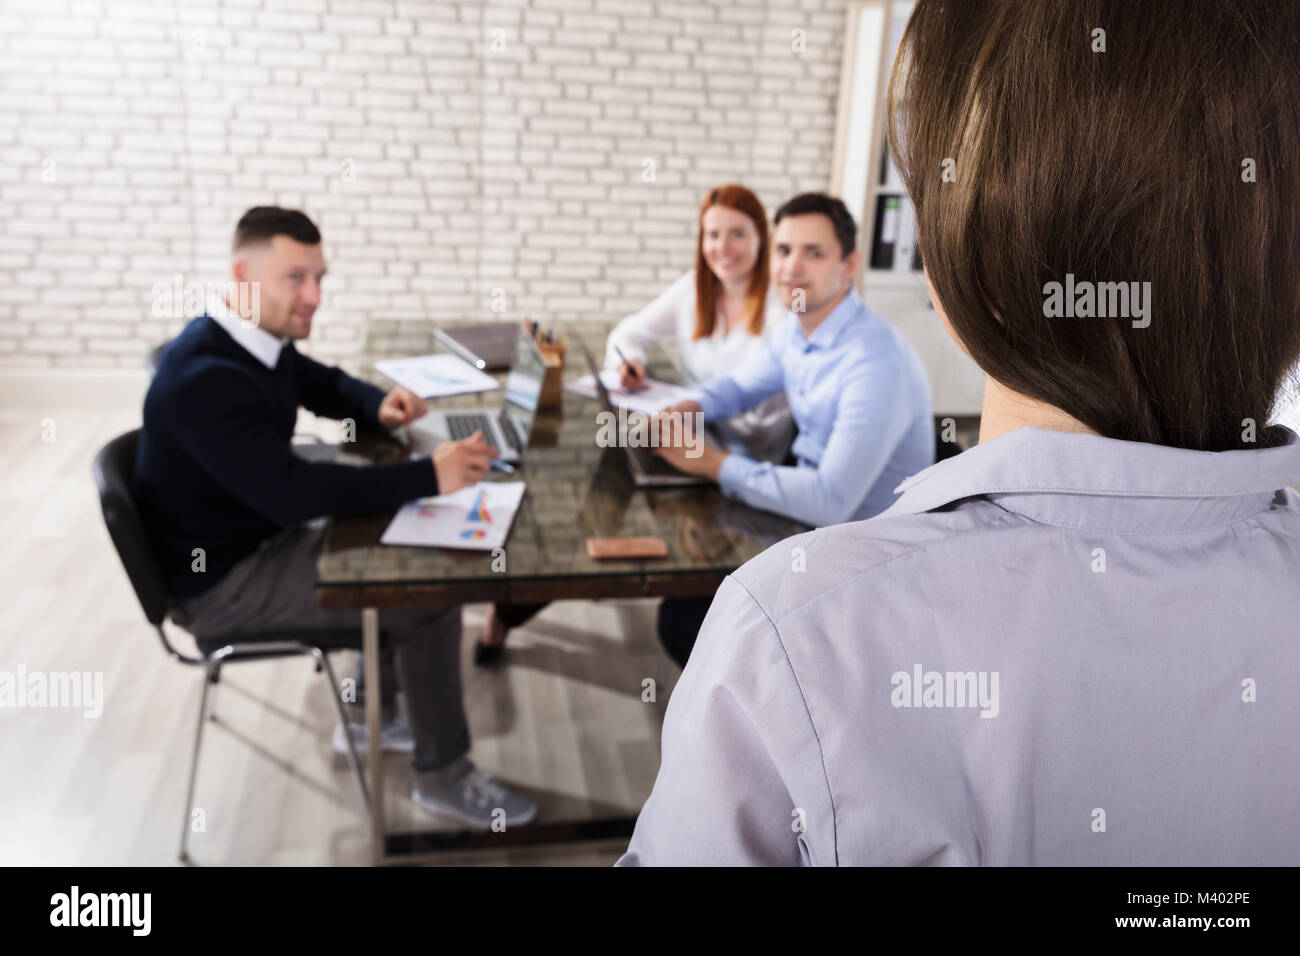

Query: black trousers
left=655, top=596, right=713, bottom=668
left=493, top=595, right=713, bottom=668
left=172, top=521, right=469, bottom=773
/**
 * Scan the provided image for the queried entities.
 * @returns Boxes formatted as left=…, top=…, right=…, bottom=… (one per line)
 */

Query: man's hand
left=433, top=430, right=494, bottom=494
left=652, top=441, right=727, bottom=482
left=378, top=386, right=428, bottom=427
left=650, top=400, right=703, bottom=446
left=655, top=399, right=702, bottom=420
left=649, top=400, right=724, bottom=481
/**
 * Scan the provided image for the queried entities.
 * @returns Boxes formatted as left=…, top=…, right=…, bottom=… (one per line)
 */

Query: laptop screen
left=502, top=330, right=547, bottom=439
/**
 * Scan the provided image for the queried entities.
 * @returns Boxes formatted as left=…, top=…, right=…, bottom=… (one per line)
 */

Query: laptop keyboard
left=446, top=412, right=521, bottom=455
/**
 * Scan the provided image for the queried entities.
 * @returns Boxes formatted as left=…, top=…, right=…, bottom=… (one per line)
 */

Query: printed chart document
left=566, top=369, right=696, bottom=414
left=374, top=354, right=499, bottom=399
left=381, top=481, right=525, bottom=551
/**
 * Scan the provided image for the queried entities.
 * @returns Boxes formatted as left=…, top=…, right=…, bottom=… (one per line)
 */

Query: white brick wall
left=0, top=0, right=848, bottom=370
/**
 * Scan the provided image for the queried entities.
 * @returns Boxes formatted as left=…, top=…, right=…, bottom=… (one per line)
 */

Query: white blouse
left=603, top=271, right=795, bottom=463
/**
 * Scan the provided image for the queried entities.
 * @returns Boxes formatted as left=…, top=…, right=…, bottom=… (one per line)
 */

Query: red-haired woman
left=603, top=183, right=794, bottom=463
left=474, top=184, right=795, bottom=666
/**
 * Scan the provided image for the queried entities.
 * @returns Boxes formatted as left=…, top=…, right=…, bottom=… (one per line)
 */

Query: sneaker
left=472, top=640, right=506, bottom=667
left=412, top=758, right=538, bottom=830
left=331, top=712, right=416, bottom=755
left=473, top=606, right=508, bottom=668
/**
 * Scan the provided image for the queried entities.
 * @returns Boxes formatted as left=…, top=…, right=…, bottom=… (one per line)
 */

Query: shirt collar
left=793, top=287, right=866, bottom=350
left=883, top=425, right=1300, bottom=533
left=206, top=292, right=286, bottom=370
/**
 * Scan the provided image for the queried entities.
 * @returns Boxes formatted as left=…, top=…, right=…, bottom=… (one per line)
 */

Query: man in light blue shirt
left=652, top=193, right=934, bottom=527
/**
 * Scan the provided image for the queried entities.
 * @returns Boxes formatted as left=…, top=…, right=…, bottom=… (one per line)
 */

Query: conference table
left=315, top=319, right=811, bottom=865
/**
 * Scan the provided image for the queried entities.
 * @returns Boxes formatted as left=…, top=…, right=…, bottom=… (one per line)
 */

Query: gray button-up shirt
left=617, top=425, right=1300, bottom=865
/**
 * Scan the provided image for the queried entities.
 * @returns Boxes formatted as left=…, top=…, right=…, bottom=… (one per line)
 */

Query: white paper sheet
left=380, top=482, right=525, bottom=551
left=565, top=369, right=696, bottom=414
left=374, top=354, right=500, bottom=399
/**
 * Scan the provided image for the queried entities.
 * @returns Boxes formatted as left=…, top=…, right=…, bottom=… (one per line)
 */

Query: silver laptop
left=578, top=341, right=711, bottom=487
left=410, top=329, right=546, bottom=464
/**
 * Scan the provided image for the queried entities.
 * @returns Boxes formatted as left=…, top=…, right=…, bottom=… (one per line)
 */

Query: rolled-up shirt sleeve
left=715, top=350, right=912, bottom=527
left=616, top=574, right=836, bottom=866
left=691, top=335, right=786, bottom=422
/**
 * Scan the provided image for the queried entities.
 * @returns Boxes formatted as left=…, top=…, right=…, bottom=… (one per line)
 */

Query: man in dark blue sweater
left=135, top=206, right=535, bottom=828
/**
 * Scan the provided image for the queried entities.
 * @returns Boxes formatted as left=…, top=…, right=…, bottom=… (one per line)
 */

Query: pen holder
left=536, top=336, right=565, bottom=409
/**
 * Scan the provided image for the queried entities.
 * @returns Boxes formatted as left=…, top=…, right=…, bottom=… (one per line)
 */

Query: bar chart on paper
left=380, top=482, right=526, bottom=551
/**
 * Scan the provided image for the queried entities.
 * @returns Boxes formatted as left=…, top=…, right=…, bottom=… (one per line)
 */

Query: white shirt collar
left=206, top=292, right=287, bottom=370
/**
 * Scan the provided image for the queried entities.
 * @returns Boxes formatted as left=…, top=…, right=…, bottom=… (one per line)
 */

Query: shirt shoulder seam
left=751, top=510, right=1018, bottom=626
left=986, top=499, right=1288, bottom=536
left=727, top=573, right=840, bottom=867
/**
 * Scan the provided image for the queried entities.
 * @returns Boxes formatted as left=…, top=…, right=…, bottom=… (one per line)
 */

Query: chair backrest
left=146, top=340, right=170, bottom=378
left=934, top=414, right=973, bottom=464
left=92, top=429, right=171, bottom=625
left=935, top=433, right=962, bottom=463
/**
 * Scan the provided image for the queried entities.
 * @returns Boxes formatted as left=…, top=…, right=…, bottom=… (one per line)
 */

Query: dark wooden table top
left=315, top=320, right=810, bottom=610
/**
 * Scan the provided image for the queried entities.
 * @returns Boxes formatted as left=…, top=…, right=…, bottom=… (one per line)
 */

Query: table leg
left=363, top=607, right=384, bottom=865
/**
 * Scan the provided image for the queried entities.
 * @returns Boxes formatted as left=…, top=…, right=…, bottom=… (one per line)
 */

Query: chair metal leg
left=363, top=608, right=384, bottom=865
left=314, top=647, right=371, bottom=809
left=176, top=640, right=374, bottom=863
left=179, top=652, right=226, bottom=863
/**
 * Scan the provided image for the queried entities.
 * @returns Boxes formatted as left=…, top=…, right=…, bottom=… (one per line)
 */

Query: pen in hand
left=612, top=344, right=649, bottom=391
left=613, top=344, right=639, bottom=380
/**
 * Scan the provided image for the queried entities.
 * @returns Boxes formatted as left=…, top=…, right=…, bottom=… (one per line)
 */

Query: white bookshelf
left=831, top=0, right=985, bottom=416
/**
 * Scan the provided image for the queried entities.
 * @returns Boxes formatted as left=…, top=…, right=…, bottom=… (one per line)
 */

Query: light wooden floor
left=0, top=374, right=678, bottom=866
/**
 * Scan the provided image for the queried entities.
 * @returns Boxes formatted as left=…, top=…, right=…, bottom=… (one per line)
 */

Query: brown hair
left=233, top=206, right=321, bottom=252
left=887, top=0, right=1300, bottom=450
left=693, top=184, right=771, bottom=340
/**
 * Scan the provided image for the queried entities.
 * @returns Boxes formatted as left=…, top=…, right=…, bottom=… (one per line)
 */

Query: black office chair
left=934, top=414, right=973, bottom=463
left=93, top=429, right=372, bottom=864
left=935, top=433, right=962, bottom=463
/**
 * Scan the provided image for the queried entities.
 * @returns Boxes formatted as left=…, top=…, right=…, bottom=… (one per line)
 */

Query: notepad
left=374, top=354, right=499, bottom=399
left=380, top=482, right=525, bottom=551
left=565, top=369, right=695, bottom=414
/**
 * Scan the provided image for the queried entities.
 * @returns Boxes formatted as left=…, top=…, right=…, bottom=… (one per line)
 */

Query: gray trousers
left=170, top=520, right=470, bottom=773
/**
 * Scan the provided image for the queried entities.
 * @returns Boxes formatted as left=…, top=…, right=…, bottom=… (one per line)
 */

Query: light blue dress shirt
left=618, top=425, right=1300, bottom=865
left=691, top=289, right=934, bottom=527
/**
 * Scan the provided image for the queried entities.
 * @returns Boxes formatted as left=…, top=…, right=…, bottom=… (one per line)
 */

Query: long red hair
left=693, top=184, right=770, bottom=340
